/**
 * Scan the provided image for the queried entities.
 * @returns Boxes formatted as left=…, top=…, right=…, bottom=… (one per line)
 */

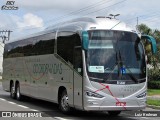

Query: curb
left=147, top=96, right=160, bottom=100
left=147, top=96, right=160, bottom=109
left=147, top=105, right=160, bottom=110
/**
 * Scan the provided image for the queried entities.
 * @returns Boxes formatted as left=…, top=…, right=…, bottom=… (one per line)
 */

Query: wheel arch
left=15, top=80, right=19, bottom=87
left=10, top=80, right=14, bottom=92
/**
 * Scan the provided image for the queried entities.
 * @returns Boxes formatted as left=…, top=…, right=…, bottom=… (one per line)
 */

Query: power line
left=0, top=0, right=127, bottom=42
left=0, top=30, right=12, bottom=43
left=5, top=0, right=128, bottom=31
left=142, top=18, right=160, bottom=24
left=2, top=0, right=114, bottom=30
left=45, top=0, right=114, bottom=23
left=84, top=0, right=127, bottom=16
left=125, top=13, right=160, bottom=24
left=45, top=0, right=127, bottom=27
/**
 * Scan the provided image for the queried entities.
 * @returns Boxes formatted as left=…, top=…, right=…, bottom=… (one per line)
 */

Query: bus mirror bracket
left=82, top=31, right=89, bottom=50
left=141, top=35, right=157, bottom=54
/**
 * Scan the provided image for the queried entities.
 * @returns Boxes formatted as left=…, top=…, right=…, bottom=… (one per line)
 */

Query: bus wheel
left=16, top=83, right=22, bottom=101
left=59, top=90, right=70, bottom=114
left=108, top=111, right=121, bottom=116
left=10, top=83, right=16, bottom=99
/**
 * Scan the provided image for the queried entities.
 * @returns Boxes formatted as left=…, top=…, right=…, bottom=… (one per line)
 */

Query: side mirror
left=141, top=35, right=157, bottom=54
left=82, top=31, right=89, bottom=50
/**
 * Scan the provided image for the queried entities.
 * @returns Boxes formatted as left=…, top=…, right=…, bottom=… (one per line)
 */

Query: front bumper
left=83, top=96, right=146, bottom=111
left=84, top=105, right=146, bottom=111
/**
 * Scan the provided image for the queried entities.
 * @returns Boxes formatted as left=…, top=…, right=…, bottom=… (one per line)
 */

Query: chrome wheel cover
left=61, top=95, right=69, bottom=111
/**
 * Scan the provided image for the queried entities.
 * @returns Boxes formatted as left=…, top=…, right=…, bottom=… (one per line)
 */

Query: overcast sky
left=0, top=0, right=160, bottom=41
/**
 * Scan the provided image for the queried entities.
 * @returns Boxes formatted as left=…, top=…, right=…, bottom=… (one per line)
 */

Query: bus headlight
left=136, top=91, right=147, bottom=98
left=86, top=91, right=104, bottom=98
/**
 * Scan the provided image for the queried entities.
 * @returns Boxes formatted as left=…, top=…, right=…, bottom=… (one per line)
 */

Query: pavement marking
left=30, top=109, right=39, bottom=112
left=54, top=117, right=69, bottom=120
left=122, top=113, right=149, bottom=120
left=17, top=105, right=29, bottom=109
left=0, top=98, right=6, bottom=101
left=140, top=117, right=149, bottom=119
left=8, top=101, right=16, bottom=105
left=0, top=97, right=40, bottom=112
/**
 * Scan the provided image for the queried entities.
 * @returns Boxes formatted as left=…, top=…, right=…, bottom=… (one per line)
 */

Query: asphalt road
left=0, top=82, right=159, bottom=120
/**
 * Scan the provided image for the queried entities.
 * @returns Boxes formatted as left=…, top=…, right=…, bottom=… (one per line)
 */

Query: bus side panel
left=73, top=47, right=83, bottom=109
left=15, top=57, right=29, bottom=95
left=53, top=55, right=74, bottom=106
left=22, top=54, right=74, bottom=105
left=2, top=57, right=30, bottom=95
left=2, top=59, right=11, bottom=92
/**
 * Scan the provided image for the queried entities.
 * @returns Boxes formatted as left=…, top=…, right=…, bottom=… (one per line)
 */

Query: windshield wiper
left=104, top=50, right=122, bottom=80
left=118, top=50, right=139, bottom=83
left=126, top=69, right=139, bottom=83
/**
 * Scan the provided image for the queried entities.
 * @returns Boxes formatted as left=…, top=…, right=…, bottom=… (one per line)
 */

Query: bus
left=2, top=17, right=157, bottom=115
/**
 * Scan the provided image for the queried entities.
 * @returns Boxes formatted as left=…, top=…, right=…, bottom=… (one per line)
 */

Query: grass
left=147, top=89, right=160, bottom=96
left=147, top=99, right=160, bottom=106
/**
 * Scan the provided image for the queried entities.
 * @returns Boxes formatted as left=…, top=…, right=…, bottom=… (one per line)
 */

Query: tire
left=59, top=90, right=70, bottom=114
left=16, top=83, right=22, bottom=101
left=108, top=111, right=121, bottom=116
left=10, top=83, right=16, bottom=99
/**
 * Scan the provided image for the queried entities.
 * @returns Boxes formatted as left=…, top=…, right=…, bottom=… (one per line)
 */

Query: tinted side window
left=23, top=37, right=36, bottom=56
left=57, top=32, right=81, bottom=65
left=5, top=37, right=36, bottom=58
left=6, top=40, right=25, bottom=58
left=4, top=32, right=55, bottom=58
left=33, top=32, right=55, bottom=55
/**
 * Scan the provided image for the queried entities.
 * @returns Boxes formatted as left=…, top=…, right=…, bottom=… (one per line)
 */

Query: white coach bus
left=2, top=17, right=157, bottom=115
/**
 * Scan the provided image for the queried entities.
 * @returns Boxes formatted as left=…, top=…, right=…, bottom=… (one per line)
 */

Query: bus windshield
left=86, top=30, right=146, bottom=83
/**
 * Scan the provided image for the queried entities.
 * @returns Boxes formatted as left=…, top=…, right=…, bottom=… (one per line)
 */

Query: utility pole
left=0, top=30, right=12, bottom=76
left=0, top=30, right=12, bottom=43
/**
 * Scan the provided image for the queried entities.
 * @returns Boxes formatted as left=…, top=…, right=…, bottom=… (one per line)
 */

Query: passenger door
left=73, top=46, right=83, bottom=109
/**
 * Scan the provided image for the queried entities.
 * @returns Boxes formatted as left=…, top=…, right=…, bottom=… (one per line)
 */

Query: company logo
left=1, top=1, right=18, bottom=10
left=117, top=81, right=125, bottom=85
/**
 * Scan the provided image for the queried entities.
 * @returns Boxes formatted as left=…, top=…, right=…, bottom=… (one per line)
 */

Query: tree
left=138, top=24, right=151, bottom=35
left=137, top=24, right=160, bottom=68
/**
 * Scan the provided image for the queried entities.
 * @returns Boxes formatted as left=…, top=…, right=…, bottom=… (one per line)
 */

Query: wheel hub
left=61, top=95, right=69, bottom=111
left=17, top=86, right=20, bottom=98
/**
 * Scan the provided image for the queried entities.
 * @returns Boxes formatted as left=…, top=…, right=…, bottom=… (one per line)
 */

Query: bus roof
left=8, top=17, right=137, bottom=44
left=46, top=17, right=135, bottom=32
